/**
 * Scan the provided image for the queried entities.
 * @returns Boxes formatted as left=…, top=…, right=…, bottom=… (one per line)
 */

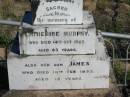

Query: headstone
left=31, top=0, right=83, bottom=24
left=8, top=54, right=109, bottom=90
left=7, top=0, right=110, bottom=91
left=8, top=34, right=110, bottom=90
left=20, top=26, right=96, bottom=55
left=20, top=11, right=96, bottom=55
left=3, top=66, right=122, bottom=97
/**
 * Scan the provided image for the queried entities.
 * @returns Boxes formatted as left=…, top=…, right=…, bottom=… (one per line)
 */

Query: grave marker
left=32, top=0, right=83, bottom=24
left=7, top=0, right=110, bottom=90
left=20, top=27, right=96, bottom=55
left=8, top=54, right=110, bottom=90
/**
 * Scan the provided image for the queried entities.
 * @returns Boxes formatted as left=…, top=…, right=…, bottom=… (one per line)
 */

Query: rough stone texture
left=2, top=68, right=123, bottom=97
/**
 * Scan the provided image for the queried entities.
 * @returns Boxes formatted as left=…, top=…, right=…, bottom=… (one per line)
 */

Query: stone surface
left=2, top=67, right=122, bottom=97
left=8, top=54, right=110, bottom=90
left=19, top=11, right=96, bottom=55
left=8, top=35, right=110, bottom=90
left=33, top=0, right=83, bottom=24
left=33, top=11, right=95, bottom=27
left=20, top=27, right=96, bottom=55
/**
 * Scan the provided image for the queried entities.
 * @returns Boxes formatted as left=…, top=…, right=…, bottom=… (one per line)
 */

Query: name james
left=24, top=61, right=90, bottom=67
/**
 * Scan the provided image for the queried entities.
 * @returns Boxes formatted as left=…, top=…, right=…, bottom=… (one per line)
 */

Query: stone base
left=2, top=89, right=121, bottom=97
left=2, top=68, right=122, bottom=97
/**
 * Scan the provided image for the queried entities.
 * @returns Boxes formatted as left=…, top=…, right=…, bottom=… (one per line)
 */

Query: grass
left=113, top=60, right=130, bottom=86
left=128, top=72, right=130, bottom=80
left=0, top=32, right=12, bottom=47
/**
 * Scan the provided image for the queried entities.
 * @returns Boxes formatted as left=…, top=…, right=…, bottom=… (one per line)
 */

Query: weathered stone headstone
left=8, top=31, right=110, bottom=90
left=7, top=0, right=110, bottom=92
left=31, top=0, right=83, bottom=24
left=8, top=53, right=110, bottom=90
left=20, top=12, right=96, bottom=55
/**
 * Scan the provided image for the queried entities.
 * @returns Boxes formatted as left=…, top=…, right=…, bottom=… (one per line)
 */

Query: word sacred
left=45, top=0, right=74, bottom=3
left=46, top=6, right=68, bottom=12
